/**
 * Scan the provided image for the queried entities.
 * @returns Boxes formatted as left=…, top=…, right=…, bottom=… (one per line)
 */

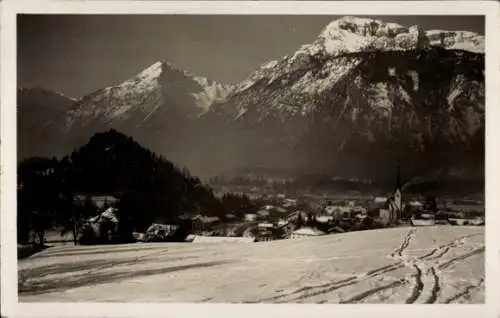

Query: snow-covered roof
left=420, top=213, right=435, bottom=219
left=100, top=207, right=119, bottom=223
left=292, top=227, right=325, bottom=236
left=146, top=223, right=179, bottom=236
left=409, top=201, right=423, bottom=207
left=88, top=215, right=100, bottom=223
left=192, top=215, right=221, bottom=224
left=325, top=206, right=351, bottom=214
left=258, top=223, right=274, bottom=228
left=375, top=197, right=388, bottom=203
left=316, top=216, right=335, bottom=223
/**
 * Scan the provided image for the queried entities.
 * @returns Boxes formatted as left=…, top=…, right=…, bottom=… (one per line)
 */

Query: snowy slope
left=18, top=226, right=484, bottom=303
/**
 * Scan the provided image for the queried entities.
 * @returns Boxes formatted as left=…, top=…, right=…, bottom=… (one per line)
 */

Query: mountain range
left=17, top=16, right=485, bottom=185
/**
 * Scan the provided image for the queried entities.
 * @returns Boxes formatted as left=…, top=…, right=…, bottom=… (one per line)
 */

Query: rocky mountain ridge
left=17, top=16, right=485, bottom=182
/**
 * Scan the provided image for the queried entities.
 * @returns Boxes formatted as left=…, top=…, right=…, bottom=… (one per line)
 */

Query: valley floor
left=18, top=226, right=484, bottom=304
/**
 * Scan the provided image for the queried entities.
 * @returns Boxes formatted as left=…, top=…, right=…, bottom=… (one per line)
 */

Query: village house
left=132, top=232, right=145, bottom=242
left=354, top=213, right=367, bottom=221
left=191, top=215, right=221, bottom=233
left=225, top=226, right=240, bottom=237
left=408, top=200, right=423, bottom=208
left=79, top=207, right=120, bottom=244
left=283, top=199, right=298, bottom=208
left=324, top=205, right=351, bottom=216
left=144, top=223, right=180, bottom=242
left=290, top=227, right=326, bottom=239
left=249, top=186, right=260, bottom=193
left=315, top=215, right=335, bottom=224
left=286, top=210, right=309, bottom=223
left=247, top=193, right=261, bottom=200
left=257, top=222, right=275, bottom=229
left=275, top=206, right=288, bottom=213
left=277, top=219, right=289, bottom=227
left=352, top=206, right=367, bottom=214
left=244, top=213, right=258, bottom=222
left=321, top=199, right=367, bottom=222
left=257, top=209, right=270, bottom=218
left=374, top=197, right=388, bottom=204
left=253, top=223, right=284, bottom=242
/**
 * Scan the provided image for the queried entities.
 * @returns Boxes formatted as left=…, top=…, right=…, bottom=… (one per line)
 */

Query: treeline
left=18, top=129, right=257, bottom=246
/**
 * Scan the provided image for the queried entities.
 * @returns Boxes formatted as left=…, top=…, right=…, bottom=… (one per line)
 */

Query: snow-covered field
left=18, top=226, right=484, bottom=304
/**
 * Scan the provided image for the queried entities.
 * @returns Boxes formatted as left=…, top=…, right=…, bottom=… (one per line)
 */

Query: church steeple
left=393, top=165, right=403, bottom=219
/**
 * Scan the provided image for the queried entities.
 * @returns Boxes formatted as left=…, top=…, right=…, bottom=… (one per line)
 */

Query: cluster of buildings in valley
left=72, top=169, right=485, bottom=245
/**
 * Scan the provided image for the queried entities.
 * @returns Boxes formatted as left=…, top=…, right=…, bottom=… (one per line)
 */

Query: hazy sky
left=18, top=15, right=484, bottom=98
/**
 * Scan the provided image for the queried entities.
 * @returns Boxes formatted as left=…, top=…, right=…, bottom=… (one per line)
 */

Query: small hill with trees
left=17, top=129, right=257, bottom=248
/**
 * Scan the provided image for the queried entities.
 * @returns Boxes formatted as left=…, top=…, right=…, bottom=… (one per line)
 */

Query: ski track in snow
left=18, top=226, right=484, bottom=303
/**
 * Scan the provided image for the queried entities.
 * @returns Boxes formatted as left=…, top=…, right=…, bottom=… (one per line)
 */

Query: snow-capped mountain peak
left=111, top=61, right=164, bottom=95
left=65, top=60, right=235, bottom=128
left=295, top=19, right=429, bottom=60
left=230, top=16, right=484, bottom=106
left=286, top=17, right=484, bottom=63
left=129, top=61, right=164, bottom=82
left=319, top=16, right=408, bottom=40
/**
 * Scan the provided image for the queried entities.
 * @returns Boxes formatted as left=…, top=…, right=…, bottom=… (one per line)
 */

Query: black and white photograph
left=1, top=1, right=500, bottom=317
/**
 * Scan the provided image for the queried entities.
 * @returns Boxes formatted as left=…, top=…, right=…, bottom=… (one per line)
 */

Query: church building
left=376, top=166, right=404, bottom=224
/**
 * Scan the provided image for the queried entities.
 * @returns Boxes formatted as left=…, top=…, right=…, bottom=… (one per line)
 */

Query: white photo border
left=1, top=1, right=499, bottom=317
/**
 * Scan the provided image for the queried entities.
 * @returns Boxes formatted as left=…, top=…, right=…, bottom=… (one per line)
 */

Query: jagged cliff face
left=17, top=16, right=485, bottom=182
